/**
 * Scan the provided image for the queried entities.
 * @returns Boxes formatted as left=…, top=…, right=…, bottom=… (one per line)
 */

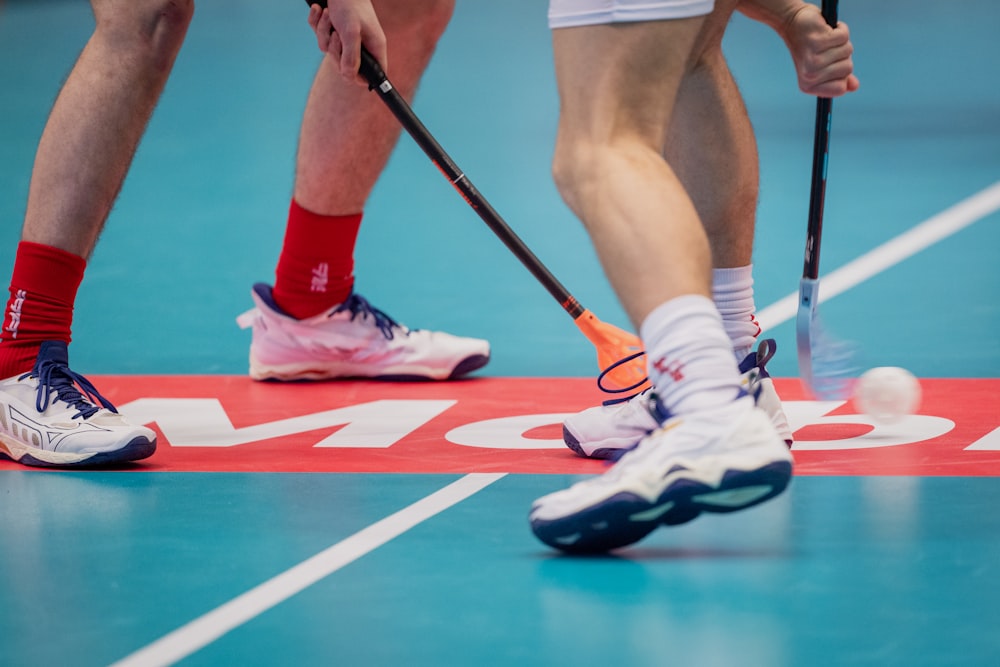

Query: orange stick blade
left=573, top=310, right=650, bottom=391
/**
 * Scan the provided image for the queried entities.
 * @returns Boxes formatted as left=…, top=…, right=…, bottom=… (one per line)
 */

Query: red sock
left=272, top=199, right=362, bottom=319
left=0, top=241, right=86, bottom=377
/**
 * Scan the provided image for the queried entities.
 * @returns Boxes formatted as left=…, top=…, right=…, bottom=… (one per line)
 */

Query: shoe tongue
left=38, top=340, right=70, bottom=365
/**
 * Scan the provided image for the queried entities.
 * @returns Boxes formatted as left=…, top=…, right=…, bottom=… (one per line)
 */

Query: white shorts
left=549, top=0, right=715, bottom=28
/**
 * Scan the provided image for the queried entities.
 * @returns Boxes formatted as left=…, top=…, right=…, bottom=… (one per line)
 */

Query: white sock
left=712, top=265, right=761, bottom=361
left=640, top=295, right=745, bottom=416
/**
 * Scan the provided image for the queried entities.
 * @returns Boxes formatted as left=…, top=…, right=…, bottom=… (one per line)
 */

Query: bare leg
left=668, top=4, right=766, bottom=359
left=22, top=0, right=193, bottom=258
left=668, top=1, right=758, bottom=269
left=551, top=18, right=709, bottom=330
left=294, top=0, right=454, bottom=214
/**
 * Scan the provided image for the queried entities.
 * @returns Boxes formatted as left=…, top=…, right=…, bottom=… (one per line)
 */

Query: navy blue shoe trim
left=253, top=283, right=407, bottom=340
left=5, top=435, right=157, bottom=469
left=448, top=354, right=490, bottom=379
left=531, top=459, right=792, bottom=554
left=370, top=353, right=490, bottom=382
left=252, top=283, right=287, bottom=315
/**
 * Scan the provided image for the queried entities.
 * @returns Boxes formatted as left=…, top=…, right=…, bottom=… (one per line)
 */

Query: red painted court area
left=2, top=376, right=996, bottom=476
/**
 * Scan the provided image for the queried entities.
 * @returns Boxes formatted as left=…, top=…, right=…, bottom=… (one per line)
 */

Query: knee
left=551, top=135, right=600, bottom=215
left=553, top=132, right=663, bottom=219
left=378, top=0, right=455, bottom=55
left=550, top=140, right=576, bottom=203
left=93, top=0, right=194, bottom=68
left=413, top=0, right=454, bottom=41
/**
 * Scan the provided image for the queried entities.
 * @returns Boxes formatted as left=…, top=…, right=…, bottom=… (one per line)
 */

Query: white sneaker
left=562, top=339, right=793, bottom=459
left=0, top=341, right=156, bottom=468
left=742, top=340, right=793, bottom=447
left=530, top=397, right=794, bottom=553
left=237, top=283, right=490, bottom=381
left=563, top=388, right=662, bottom=459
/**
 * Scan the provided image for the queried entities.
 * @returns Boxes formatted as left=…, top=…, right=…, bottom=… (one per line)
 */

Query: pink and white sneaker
left=236, top=283, right=490, bottom=381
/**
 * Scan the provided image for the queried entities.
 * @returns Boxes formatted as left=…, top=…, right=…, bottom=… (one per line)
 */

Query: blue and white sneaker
left=530, top=396, right=794, bottom=553
left=237, top=284, right=490, bottom=381
left=0, top=341, right=156, bottom=467
left=562, top=339, right=793, bottom=459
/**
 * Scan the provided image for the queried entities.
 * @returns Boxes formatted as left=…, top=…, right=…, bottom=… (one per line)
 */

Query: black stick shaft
left=305, top=1, right=584, bottom=318
left=358, top=51, right=585, bottom=318
left=803, top=0, right=840, bottom=280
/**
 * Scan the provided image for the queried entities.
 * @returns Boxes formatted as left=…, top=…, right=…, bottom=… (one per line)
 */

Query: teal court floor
left=1, top=1, right=999, bottom=665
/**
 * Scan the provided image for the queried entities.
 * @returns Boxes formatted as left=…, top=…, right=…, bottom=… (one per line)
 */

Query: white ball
left=853, top=366, right=921, bottom=423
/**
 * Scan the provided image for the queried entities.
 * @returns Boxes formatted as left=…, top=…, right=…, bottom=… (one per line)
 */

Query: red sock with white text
left=272, top=199, right=361, bottom=319
left=0, top=241, right=85, bottom=377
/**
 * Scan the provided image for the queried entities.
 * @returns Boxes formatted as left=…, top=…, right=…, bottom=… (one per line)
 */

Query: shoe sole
left=249, top=353, right=490, bottom=382
left=0, top=435, right=156, bottom=468
left=563, top=426, right=641, bottom=460
left=530, top=458, right=793, bottom=554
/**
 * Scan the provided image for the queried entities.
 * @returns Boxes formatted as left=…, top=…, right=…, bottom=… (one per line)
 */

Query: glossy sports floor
left=2, top=1, right=999, bottom=665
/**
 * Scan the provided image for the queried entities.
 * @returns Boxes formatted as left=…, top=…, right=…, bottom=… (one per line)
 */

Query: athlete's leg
left=532, top=2, right=792, bottom=553
left=0, top=0, right=191, bottom=466
left=270, top=0, right=455, bottom=316
left=293, top=0, right=455, bottom=215
left=242, top=0, right=489, bottom=382
left=669, top=2, right=792, bottom=443
left=2, top=0, right=194, bottom=374
left=669, top=1, right=762, bottom=358
left=22, top=0, right=194, bottom=257
left=550, top=17, right=711, bottom=328
left=669, top=0, right=756, bottom=271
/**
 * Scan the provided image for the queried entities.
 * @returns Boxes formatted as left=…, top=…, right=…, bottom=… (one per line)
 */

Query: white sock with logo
left=640, top=295, right=745, bottom=417
left=712, top=265, right=761, bottom=361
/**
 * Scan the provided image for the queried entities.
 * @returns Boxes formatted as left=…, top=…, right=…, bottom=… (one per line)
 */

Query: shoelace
left=591, top=340, right=781, bottom=466
left=330, top=293, right=407, bottom=340
left=22, top=358, right=118, bottom=420
left=597, top=350, right=649, bottom=406
left=594, top=350, right=670, bottom=464
left=600, top=338, right=779, bottom=406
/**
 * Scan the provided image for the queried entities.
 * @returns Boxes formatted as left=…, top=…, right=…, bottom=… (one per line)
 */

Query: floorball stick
left=796, top=0, right=855, bottom=399
left=305, top=1, right=647, bottom=390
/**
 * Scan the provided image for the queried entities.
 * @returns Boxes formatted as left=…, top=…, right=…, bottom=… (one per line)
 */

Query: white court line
left=757, top=181, right=1000, bottom=332
left=109, top=472, right=507, bottom=667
